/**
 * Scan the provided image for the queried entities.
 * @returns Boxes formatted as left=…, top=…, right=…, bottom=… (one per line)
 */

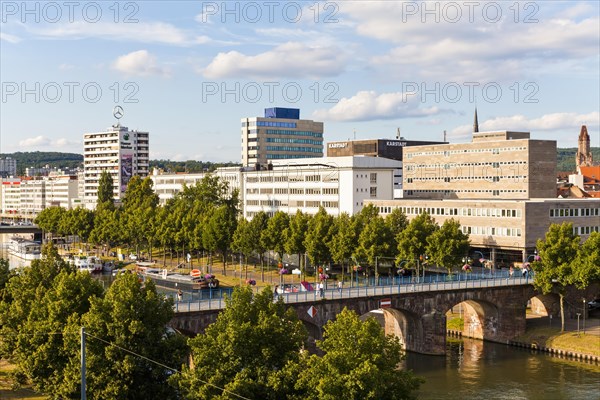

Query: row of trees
left=0, top=248, right=423, bottom=399
left=36, top=172, right=471, bottom=278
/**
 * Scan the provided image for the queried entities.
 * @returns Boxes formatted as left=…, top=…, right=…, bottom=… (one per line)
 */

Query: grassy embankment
left=0, top=360, right=48, bottom=400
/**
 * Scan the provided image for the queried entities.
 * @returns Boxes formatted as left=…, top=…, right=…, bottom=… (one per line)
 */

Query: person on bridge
left=318, top=282, right=325, bottom=298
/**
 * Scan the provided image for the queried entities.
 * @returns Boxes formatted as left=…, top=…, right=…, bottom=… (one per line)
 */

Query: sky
left=1, top=0, right=599, bottom=163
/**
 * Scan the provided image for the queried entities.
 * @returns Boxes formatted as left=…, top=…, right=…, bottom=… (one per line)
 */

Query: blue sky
left=1, top=1, right=599, bottom=163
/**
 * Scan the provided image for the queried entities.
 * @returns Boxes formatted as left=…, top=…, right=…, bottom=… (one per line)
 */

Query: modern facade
left=19, top=178, right=46, bottom=219
left=151, top=167, right=241, bottom=206
left=0, top=178, right=21, bottom=215
left=83, top=124, right=149, bottom=207
left=241, top=156, right=402, bottom=219
left=0, top=157, right=17, bottom=178
left=44, top=175, right=79, bottom=209
left=402, top=131, right=556, bottom=200
left=368, top=198, right=600, bottom=265
left=241, top=108, right=323, bottom=166
left=327, top=138, right=446, bottom=198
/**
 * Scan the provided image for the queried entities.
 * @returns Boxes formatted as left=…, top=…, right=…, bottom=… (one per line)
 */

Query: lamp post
left=576, top=313, right=581, bottom=335
left=583, top=299, right=586, bottom=334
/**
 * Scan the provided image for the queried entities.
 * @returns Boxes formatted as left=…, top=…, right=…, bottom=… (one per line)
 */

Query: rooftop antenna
left=113, top=105, right=124, bottom=128
left=396, top=128, right=400, bottom=140
left=353, top=129, right=356, bottom=140
left=443, top=130, right=447, bottom=142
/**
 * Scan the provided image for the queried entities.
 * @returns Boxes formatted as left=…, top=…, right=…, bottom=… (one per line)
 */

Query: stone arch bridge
left=170, top=278, right=591, bottom=355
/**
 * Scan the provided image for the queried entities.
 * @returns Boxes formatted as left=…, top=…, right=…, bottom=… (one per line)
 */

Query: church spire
left=473, top=108, right=479, bottom=133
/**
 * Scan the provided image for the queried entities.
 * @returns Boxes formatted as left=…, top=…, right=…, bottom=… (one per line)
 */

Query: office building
left=242, top=156, right=401, bottom=219
left=402, top=131, right=556, bottom=200
left=0, top=157, right=17, bottom=178
left=327, top=137, right=446, bottom=198
left=1, top=178, right=21, bottom=215
left=241, top=107, right=323, bottom=166
left=83, top=124, right=149, bottom=207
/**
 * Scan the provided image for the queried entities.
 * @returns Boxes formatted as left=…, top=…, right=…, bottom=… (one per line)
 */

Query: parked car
left=587, top=299, right=600, bottom=310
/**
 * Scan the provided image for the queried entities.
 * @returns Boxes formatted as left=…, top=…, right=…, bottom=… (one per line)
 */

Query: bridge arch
left=447, top=299, right=500, bottom=341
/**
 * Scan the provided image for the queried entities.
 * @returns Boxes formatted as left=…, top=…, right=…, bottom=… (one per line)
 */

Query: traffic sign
left=307, top=306, right=318, bottom=318
left=380, top=298, right=391, bottom=308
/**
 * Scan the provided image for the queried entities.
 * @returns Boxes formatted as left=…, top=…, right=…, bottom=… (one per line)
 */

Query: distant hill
left=557, top=148, right=600, bottom=173
left=0, top=151, right=240, bottom=175
left=2, top=149, right=596, bottom=175
left=0, top=151, right=83, bottom=175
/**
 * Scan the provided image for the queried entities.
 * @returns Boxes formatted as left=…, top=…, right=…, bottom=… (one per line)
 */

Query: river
left=406, top=337, right=600, bottom=400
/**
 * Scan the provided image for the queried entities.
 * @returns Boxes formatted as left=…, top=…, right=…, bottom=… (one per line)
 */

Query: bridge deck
left=173, top=273, right=534, bottom=313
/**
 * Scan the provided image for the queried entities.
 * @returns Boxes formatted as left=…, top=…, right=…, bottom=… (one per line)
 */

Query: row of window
left=266, top=154, right=316, bottom=159
left=406, top=146, right=527, bottom=158
left=461, top=226, right=522, bottom=237
left=387, top=206, right=523, bottom=218
left=550, top=208, right=600, bottom=217
left=265, top=146, right=322, bottom=153
left=405, top=161, right=527, bottom=171
left=245, top=200, right=340, bottom=209
left=406, top=189, right=527, bottom=195
left=406, top=176, right=527, bottom=183
left=574, top=226, right=600, bottom=235
left=244, top=121, right=297, bottom=128
left=265, top=138, right=322, bottom=145
left=265, top=129, right=323, bottom=138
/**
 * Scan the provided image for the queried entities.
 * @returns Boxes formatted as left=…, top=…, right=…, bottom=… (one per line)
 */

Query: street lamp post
left=576, top=313, right=581, bottom=335
left=583, top=299, right=586, bottom=334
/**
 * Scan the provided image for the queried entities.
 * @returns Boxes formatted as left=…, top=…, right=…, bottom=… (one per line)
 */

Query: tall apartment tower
left=240, top=107, right=324, bottom=166
left=83, top=124, right=149, bottom=207
left=0, top=157, right=17, bottom=178
left=576, top=125, right=593, bottom=172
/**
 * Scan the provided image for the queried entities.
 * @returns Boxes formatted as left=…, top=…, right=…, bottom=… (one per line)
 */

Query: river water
left=406, top=337, right=600, bottom=400
left=2, top=234, right=599, bottom=398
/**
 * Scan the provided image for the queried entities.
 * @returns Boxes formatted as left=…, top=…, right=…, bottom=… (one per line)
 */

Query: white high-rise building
left=83, top=124, right=149, bottom=207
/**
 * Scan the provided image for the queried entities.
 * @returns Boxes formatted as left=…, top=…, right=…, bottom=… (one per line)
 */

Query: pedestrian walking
left=177, top=289, right=183, bottom=302
left=337, top=280, right=343, bottom=294
left=318, top=282, right=325, bottom=298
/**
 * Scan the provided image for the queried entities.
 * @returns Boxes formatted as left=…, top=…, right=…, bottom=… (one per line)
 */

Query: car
left=587, top=299, right=600, bottom=310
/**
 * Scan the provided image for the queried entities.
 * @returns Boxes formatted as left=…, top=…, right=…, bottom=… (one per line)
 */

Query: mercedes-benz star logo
left=113, top=105, right=124, bottom=120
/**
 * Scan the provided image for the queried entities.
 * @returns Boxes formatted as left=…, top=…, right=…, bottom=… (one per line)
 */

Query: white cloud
left=58, top=63, right=74, bottom=71
left=19, top=136, right=51, bottom=147
left=337, top=2, right=599, bottom=81
left=449, top=111, right=600, bottom=139
left=0, top=32, right=22, bottom=43
left=201, top=42, right=347, bottom=79
left=28, top=21, right=196, bottom=45
left=312, top=90, right=447, bottom=122
left=112, top=50, right=170, bottom=78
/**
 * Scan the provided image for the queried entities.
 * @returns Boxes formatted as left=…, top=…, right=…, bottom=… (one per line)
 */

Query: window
left=370, top=173, right=377, bottom=183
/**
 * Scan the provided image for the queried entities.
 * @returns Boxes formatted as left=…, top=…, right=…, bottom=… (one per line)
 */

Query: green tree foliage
left=97, top=171, right=115, bottom=209
left=121, top=176, right=159, bottom=254
left=285, top=210, right=309, bottom=275
left=396, top=212, right=438, bottom=268
left=295, top=308, right=422, bottom=400
left=0, top=245, right=103, bottom=397
left=263, top=211, right=290, bottom=263
left=150, top=160, right=240, bottom=173
left=231, top=217, right=254, bottom=275
left=329, top=213, right=355, bottom=277
left=356, top=215, right=394, bottom=280
left=250, top=211, right=270, bottom=279
left=80, top=273, right=187, bottom=400
left=203, top=205, right=238, bottom=274
left=573, top=231, right=600, bottom=289
left=385, top=208, right=408, bottom=259
left=304, top=207, right=334, bottom=266
left=0, top=258, right=11, bottom=299
left=426, top=219, right=470, bottom=275
left=174, top=286, right=307, bottom=400
left=532, top=222, right=581, bottom=331
left=34, top=206, right=66, bottom=235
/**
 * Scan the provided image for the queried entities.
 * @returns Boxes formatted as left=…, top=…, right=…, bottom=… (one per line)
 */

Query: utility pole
left=81, top=326, right=86, bottom=400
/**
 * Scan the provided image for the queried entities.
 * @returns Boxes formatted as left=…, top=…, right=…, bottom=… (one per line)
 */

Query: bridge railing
left=173, top=270, right=535, bottom=313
